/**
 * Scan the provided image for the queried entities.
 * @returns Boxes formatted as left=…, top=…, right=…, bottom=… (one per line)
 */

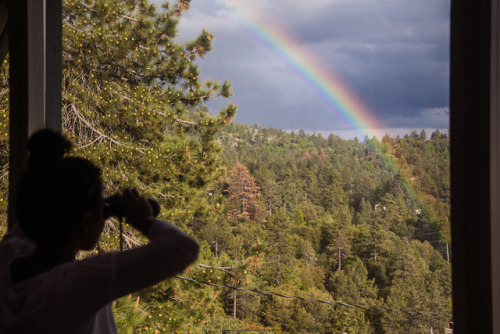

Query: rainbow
left=203, top=0, right=445, bottom=235
left=209, top=0, right=383, bottom=138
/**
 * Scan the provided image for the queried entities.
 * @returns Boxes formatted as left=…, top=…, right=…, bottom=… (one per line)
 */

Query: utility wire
left=175, top=276, right=451, bottom=319
left=349, top=320, right=418, bottom=327
left=407, top=231, right=443, bottom=238
left=348, top=231, right=443, bottom=248
left=329, top=239, right=444, bottom=256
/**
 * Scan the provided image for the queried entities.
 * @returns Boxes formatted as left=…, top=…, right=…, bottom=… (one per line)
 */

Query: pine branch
left=75, top=2, right=139, bottom=24
left=179, top=91, right=222, bottom=103
left=63, top=100, right=148, bottom=154
left=69, top=102, right=123, bottom=147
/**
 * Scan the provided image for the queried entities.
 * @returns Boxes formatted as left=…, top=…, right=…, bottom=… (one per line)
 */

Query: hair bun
left=27, top=129, right=72, bottom=170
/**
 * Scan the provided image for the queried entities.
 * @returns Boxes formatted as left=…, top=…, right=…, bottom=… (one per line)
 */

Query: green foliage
left=62, top=0, right=236, bottom=230
left=261, top=285, right=335, bottom=333
left=329, top=258, right=378, bottom=304
left=113, top=295, right=148, bottom=333
left=216, top=124, right=451, bottom=332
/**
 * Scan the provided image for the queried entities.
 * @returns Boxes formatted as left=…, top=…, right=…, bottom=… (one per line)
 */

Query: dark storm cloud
left=174, top=0, right=450, bottom=137
left=278, top=0, right=450, bottom=121
left=271, top=0, right=449, bottom=45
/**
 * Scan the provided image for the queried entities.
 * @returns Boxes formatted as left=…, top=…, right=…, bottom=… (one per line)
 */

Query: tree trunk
left=233, top=290, right=237, bottom=319
left=215, top=236, right=218, bottom=259
left=276, top=253, right=282, bottom=285
left=338, top=247, right=342, bottom=271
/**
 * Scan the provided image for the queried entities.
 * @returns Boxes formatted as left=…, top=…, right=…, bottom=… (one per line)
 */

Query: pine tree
left=263, top=209, right=292, bottom=286
left=62, top=0, right=236, bottom=229
left=383, top=239, right=430, bottom=332
left=293, top=206, right=306, bottom=226
left=328, top=258, right=380, bottom=331
left=225, top=163, right=260, bottom=220
left=420, top=129, right=427, bottom=140
left=324, top=206, right=353, bottom=271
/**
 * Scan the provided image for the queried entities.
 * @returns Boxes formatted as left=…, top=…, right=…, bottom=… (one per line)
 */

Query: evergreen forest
left=0, top=0, right=451, bottom=333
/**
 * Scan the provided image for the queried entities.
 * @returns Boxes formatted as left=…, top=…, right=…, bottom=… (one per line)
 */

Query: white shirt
left=0, top=220, right=199, bottom=333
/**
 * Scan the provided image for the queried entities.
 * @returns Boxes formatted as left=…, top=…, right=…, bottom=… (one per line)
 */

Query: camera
left=103, top=196, right=160, bottom=218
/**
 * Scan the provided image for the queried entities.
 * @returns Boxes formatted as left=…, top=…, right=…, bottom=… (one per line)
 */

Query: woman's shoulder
left=0, top=225, right=36, bottom=264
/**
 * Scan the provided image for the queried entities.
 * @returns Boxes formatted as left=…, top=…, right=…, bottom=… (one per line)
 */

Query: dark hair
left=16, top=129, right=103, bottom=248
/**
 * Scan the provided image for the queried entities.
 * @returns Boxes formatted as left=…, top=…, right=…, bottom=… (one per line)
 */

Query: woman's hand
left=118, top=189, right=155, bottom=235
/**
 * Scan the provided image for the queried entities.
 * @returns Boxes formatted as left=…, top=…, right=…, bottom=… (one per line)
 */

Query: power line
left=407, top=231, right=443, bottom=238
left=330, top=239, right=445, bottom=256
left=332, top=231, right=444, bottom=250
left=175, top=276, right=451, bottom=320
left=349, top=320, right=417, bottom=327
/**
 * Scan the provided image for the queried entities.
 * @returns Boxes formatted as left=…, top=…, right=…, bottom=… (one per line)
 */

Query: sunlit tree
left=225, top=163, right=260, bottom=220
left=62, top=0, right=236, bottom=230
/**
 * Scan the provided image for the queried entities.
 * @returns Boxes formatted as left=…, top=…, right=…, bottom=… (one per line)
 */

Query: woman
left=0, top=129, right=199, bottom=333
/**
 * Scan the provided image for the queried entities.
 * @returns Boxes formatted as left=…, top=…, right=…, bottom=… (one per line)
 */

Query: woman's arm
left=106, top=189, right=199, bottom=298
left=33, top=218, right=198, bottom=328
left=110, top=219, right=199, bottom=298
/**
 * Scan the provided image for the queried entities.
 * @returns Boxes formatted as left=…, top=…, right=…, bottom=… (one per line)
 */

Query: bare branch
left=105, top=220, right=142, bottom=248
left=198, top=263, right=235, bottom=270
left=69, top=103, right=123, bottom=146
left=169, top=296, right=188, bottom=303
left=119, top=15, right=138, bottom=22
left=175, top=118, right=196, bottom=127
left=198, top=263, right=235, bottom=276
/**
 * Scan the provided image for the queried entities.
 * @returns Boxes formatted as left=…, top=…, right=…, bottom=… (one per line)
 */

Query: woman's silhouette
left=0, top=129, right=199, bottom=333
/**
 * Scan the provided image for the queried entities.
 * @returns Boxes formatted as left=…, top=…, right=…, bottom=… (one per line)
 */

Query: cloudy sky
left=174, top=0, right=450, bottom=139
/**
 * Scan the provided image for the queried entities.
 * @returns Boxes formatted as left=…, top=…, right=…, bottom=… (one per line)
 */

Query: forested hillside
left=198, top=124, right=451, bottom=333
left=0, top=1, right=451, bottom=333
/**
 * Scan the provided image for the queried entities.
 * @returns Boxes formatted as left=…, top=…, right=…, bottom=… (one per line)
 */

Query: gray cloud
left=174, top=0, right=450, bottom=137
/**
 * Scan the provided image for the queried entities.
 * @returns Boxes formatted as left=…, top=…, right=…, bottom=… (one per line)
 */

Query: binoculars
left=103, top=196, right=160, bottom=218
